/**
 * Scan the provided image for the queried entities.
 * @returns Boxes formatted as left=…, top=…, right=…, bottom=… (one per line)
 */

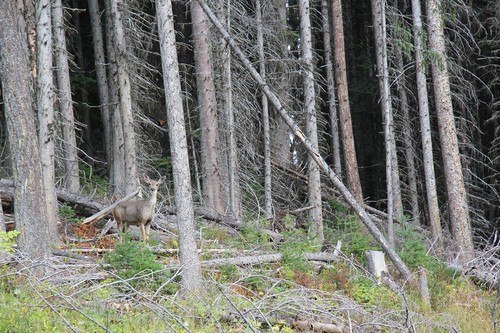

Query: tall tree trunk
left=371, top=0, right=402, bottom=245
left=191, top=0, right=224, bottom=214
left=426, top=0, right=474, bottom=262
left=256, top=0, right=273, bottom=217
left=105, top=0, right=126, bottom=195
left=196, top=0, right=414, bottom=283
left=218, top=0, right=241, bottom=219
left=331, top=0, right=364, bottom=203
left=321, top=0, right=342, bottom=176
left=110, top=0, right=138, bottom=194
left=156, top=0, right=202, bottom=295
left=411, top=0, right=443, bottom=252
left=0, top=0, right=51, bottom=261
left=53, top=0, right=80, bottom=193
left=36, top=0, right=59, bottom=243
left=299, top=0, right=324, bottom=245
left=88, top=0, right=111, bottom=164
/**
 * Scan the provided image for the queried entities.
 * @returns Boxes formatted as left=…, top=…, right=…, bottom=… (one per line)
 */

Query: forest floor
left=0, top=201, right=499, bottom=333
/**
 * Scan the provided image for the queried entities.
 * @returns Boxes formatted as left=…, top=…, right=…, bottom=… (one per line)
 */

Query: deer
left=112, top=174, right=165, bottom=241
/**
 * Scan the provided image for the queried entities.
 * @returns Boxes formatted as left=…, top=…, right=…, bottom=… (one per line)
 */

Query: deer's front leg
left=139, top=224, right=147, bottom=241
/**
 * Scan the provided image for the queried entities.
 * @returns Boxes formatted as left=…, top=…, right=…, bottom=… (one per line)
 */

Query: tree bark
left=298, top=0, right=324, bottom=245
left=109, top=0, right=138, bottom=194
left=191, top=0, right=224, bottom=214
left=196, top=0, right=414, bottom=284
left=36, top=0, right=59, bottom=243
left=321, top=0, right=342, bottom=176
left=426, top=0, right=473, bottom=262
left=52, top=0, right=80, bottom=193
left=157, top=0, right=202, bottom=295
left=411, top=0, right=443, bottom=252
left=0, top=0, right=51, bottom=261
left=331, top=0, right=363, bottom=203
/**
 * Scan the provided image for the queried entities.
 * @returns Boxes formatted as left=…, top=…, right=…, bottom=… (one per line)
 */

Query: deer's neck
left=146, top=192, right=157, bottom=206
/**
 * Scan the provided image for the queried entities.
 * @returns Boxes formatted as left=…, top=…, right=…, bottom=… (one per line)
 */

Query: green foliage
left=59, top=203, right=78, bottom=223
left=333, top=215, right=377, bottom=260
left=218, top=264, right=239, bottom=283
left=393, top=18, right=414, bottom=60
left=396, top=225, right=439, bottom=270
left=350, top=276, right=399, bottom=309
left=0, top=230, right=19, bottom=254
left=79, top=164, right=108, bottom=197
left=104, top=235, right=174, bottom=291
left=279, top=228, right=316, bottom=271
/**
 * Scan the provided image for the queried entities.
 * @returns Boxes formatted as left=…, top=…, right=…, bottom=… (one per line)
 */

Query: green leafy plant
left=0, top=230, right=19, bottom=254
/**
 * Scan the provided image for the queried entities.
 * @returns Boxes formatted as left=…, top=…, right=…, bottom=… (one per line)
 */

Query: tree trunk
left=88, top=0, right=111, bottom=164
left=52, top=0, right=80, bottom=193
left=156, top=0, right=202, bottom=295
left=298, top=0, right=324, bottom=245
left=256, top=0, right=273, bottom=217
left=331, top=0, right=363, bottom=203
left=321, top=0, right=342, bottom=176
left=36, top=0, right=59, bottom=243
left=426, top=0, right=474, bottom=262
left=191, top=0, right=224, bottom=214
left=193, top=0, right=415, bottom=283
left=104, top=0, right=126, bottom=195
left=371, top=0, right=402, bottom=245
left=110, top=0, right=138, bottom=195
left=411, top=0, right=443, bottom=252
left=0, top=0, right=51, bottom=261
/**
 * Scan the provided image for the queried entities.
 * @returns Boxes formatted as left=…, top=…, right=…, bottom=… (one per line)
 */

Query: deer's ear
left=142, top=173, right=151, bottom=182
left=159, top=175, right=166, bottom=184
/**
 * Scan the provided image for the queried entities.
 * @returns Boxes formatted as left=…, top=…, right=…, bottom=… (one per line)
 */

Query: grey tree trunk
left=256, top=0, right=273, bottom=218
left=321, top=0, right=342, bottom=176
left=331, top=0, right=364, bottom=203
left=110, top=0, right=138, bottom=195
left=0, top=0, right=51, bottom=261
left=371, top=0, right=402, bottom=245
left=195, top=0, right=414, bottom=283
left=298, top=0, right=324, bottom=245
left=105, top=0, right=126, bottom=195
left=52, top=0, right=80, bottom=193
left=156, top=0, right=202, bottom=295
left=88, top=0, right=111, bottom=165
left=191, top=0, right=224, bottom=214
left=36, top=0, right=59, bottom=243
left=426, top=0, right=474, bottom=262
left=411, top=0, right=443, bottom=252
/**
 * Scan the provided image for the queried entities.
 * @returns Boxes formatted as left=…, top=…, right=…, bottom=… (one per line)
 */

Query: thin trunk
left=426, top=0, right=474, bottom=262
left=411, top=0, right=443, bottom=253
left=156, top=0, right=202, bottom=295
left=256, top=0, right=273, bottom=218
left=0, top=0, right=51, bottom=261
left=196, top=0, right=414, bottom=283
left=191, top=0, right=224, bottom=213
left=36, top=0, right=59, bottom=243
left=331, top=0, right=363, bottom=203
left=321, top=0, right=341, bottom=176
left=299, top=0, right=324, bottom=245
left=110, top=0, right=137, bottom=194
left=88, top=0, right=111, bottom=164
left=53, top=0, right=80, bottom=193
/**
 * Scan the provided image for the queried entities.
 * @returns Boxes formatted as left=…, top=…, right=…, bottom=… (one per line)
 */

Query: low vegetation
left=1, top=210, right=498, bottom=333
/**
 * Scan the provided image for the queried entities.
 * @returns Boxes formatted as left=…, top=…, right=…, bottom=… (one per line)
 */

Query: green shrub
left=0, top=230, right=19, bottom=254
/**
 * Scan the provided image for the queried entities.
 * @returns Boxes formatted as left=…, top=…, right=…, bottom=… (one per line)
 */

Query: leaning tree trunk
left=191, top=0, right=224, bottom=214
left=109, top=0, right=138, bottom=195
left=0, top=0, right=51, bottom=262
left=426, top=0, right=474, bottom=263
left=53, top=0, right=80, bottom=193
left=36, top=0, right=59, bottom=243
left=411, top=0, right=443, bottom=253
left=298, top=0, right=324, bottom=245
left=195, top=0, right=414, bottom=284
left=331, top=0, right=364, bottom=203
left=156, top=0, right=202, bottom=295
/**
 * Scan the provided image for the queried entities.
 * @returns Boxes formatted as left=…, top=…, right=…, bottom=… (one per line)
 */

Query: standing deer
left=112, top=174, right=165, bottom=241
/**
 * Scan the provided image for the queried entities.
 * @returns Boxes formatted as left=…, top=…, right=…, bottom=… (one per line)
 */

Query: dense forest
left=0, top=0, right=499, bottom=331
